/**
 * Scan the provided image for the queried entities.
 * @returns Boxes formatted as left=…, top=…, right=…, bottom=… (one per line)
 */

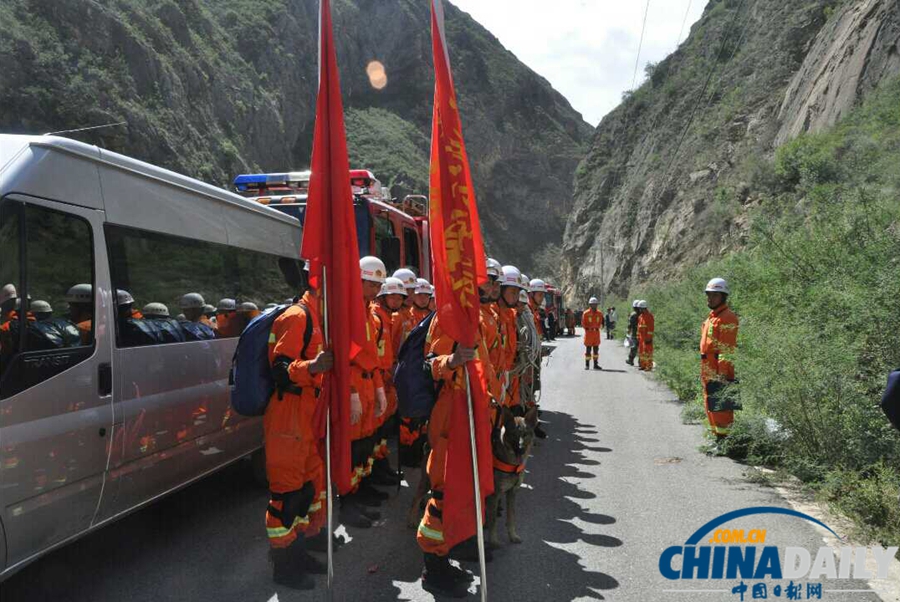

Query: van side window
left=0, top=201, right=23, bottom=378
left=403, top=227, right=420, bottom=273
left=105, top=224, right=303, bottom=346
left=1, top=201, right=95, bottom=397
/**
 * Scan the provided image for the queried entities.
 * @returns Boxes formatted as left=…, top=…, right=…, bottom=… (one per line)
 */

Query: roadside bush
left=631, top=74, right=900, bottom=548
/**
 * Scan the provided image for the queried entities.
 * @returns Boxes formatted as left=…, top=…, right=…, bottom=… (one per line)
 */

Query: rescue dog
left=486, top=405, right=538, bottom=547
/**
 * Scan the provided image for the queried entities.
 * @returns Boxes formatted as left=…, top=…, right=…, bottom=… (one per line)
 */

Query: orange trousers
left=702, top=377, right=734, bottom=437
left=638, top=339, right=654, bottom=370
left=417, top=394, right=452, bottom=556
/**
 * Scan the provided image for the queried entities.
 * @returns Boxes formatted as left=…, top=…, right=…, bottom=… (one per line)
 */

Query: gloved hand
left=350, top=392, right=362, bottom=425
left=375, top=387, right=387, bottom=417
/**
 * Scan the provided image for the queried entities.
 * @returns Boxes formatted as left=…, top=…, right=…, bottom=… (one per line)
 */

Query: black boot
left=534, top=423, right=548, bottom=439
left=339, top=497, right=373, bottom=528
left=271, top=546, right=315, bottom=590
left=357, top=480, right=389, bottom=503
left=287, top=536, right=327, bottom=574
left=450, top=536, right=493, bottom=563
left=305, top=530, right=345, bottom=553
left=585, top=360, right=590, bottom=370
left=593, top=362, right=602, bottom=370
left=422, top=553, right=470, bottom=598
left=370, top=458, right=401, bottom=486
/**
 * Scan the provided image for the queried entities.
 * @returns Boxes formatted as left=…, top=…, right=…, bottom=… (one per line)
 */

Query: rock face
left=562, top=0, right=900, bottom=302
left=0, top=0, right=592, bottom=267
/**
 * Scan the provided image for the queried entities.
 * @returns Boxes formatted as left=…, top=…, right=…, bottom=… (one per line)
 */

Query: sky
left=450, top=0, right=707, bottom=126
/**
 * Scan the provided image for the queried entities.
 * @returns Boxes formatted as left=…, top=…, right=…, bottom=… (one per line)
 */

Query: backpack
left=229, top=304, right=312, bottom=417
left=881, top=369, right=900, bottom=430
left=394, top=311, right=443, bottom=419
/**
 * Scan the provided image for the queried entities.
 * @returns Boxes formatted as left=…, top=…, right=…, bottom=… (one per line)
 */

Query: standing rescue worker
left=370, top=276, right=406, bottom=485
left=265, top=285, right=333, bottom=590
left=528, top=278, right=546, bottom=342
left=497, top=266, right=524, bottom=407
left=700, top=278, right=739, bottom=438
left=410, top=278, right=433, bottom=324
left=417, top=311, right=490, bottom=597
left=343, top=256, right=389, bottom=521
left=480, top=259, right=504, bottom=404
left=626, top=300, right=640, bottom=366
left=637, top=300, right=655, bottom=371
left=67, top=284, right=93, bottom=344
left=582, top=297, right=603, bottom=370
left=179, top=293, right=216, bottom=340
left=565, top=308, right=576, bottom=337
left=215, top=298, right=238, bottom=338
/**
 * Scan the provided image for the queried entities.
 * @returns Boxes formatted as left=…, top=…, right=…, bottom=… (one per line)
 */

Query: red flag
left=301, top=0, right=365, bottom=496
left=429, top=0, right=494, bottom=549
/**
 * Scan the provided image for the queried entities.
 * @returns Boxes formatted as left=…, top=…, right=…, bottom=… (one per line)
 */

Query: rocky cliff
left=563, top=0, right=900, bottom=302
left=0, top=0, right=593, bottom=267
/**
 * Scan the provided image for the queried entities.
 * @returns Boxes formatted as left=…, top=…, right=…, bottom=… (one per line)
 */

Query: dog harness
left=492, top=456, right=526, bottom=474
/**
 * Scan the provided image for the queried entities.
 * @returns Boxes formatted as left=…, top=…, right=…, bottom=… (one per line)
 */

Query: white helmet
left=632, top=299, right=640, bottom=308
left=379, top=276, right=408, bottom=297
left=518, top=290, right=529, bottom=304
left=116, top=289, right=134, bottom=306
left=180, top=292, right=205, bottom=309
left=500, top=265, right=525, bottom=289
left=202, top=304, right=217, bottom=315
left=705, top=277, right=730, bottom=295
left=392, top=268, right=418, bottom=289
left=414, top=278, right=432, bottom=295
left=360, top=256, right=387, bottom=283
left=66, top=283, right=93, bottom=303
left=0, top=283, right=16, bottom=305
left=486, top=258, right=502, bottom=279
left=589, top=297, right=599, bottom=305
left=143, top=302, right=170, bottom=318
left=32, top=300, right=53, bottom=314
left=638, top=300, right=648, bottom=309
left=529, top=278, right=547, bottom=293
left=238, top=301, right=259, bottom=312
left=217, top=298, right=237, bottom=312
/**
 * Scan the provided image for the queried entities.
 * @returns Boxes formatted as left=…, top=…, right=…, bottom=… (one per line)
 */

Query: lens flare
left=366, top=61, right=387, bottom=90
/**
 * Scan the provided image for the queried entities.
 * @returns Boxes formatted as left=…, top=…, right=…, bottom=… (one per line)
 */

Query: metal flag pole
left=322, top=266, right=334, bottom=601
left=464, top=369, right=488, bottom=602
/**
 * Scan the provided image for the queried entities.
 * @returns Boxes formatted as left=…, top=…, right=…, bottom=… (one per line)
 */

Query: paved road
left=1, top=331, right=884, bottom=601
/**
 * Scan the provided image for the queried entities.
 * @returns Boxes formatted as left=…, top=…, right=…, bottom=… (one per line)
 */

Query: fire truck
left=233, top=169, right=431, bottom=279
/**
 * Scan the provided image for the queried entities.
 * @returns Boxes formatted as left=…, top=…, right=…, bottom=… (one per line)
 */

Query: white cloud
left=449, top=0, right=706, bottom=126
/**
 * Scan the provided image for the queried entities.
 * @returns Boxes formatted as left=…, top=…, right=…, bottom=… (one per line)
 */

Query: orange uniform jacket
left=479, top=304, right=503, bottom=402
left=701, top=305, right=739, bottom=436
left=371, top=302, right=398, bottom=418
left=582, top=309, right=603, bottom=347
left=496, top=304, right=518, bottom=406
left=264, top=292, right=325, bottom=494
left=529, top=298, right=543, bottom=337
left=417, top=314, right=492, bottom=556
left=351, top=307, right=384, bottom=442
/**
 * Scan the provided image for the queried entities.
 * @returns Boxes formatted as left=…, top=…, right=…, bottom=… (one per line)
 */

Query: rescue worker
left=342, top=256, right=389, bottom=523
left=215, top=298, right=238, bottom=338
left=700, top=278, right=739, bottom=438
left=605, top=306, right=618, bottom=340
left=32, top=300, right=53, bottom=321
left=582, top=297, right=603, bottom=370
left=266, top=282, right=334, bottom=589
left=370, top=276, right=406, bottom=486
left=202, top=304, right=217, bottom=324
left=411, top=278, right=433, bottom=324
left=497, top=266, right=524, bottom=408
left=565, top=308, right=576, bottom=336
left=480, top=259, right=504, bottom=405
left=117, top=289, right=156, bottom=346
left=626, top=300, right=640, bottom=366
left=1, top=284, right=18, bottom=323
left=637, top=300, right=655, bottom=371
left=418, top=307, right=492, bottom=597
left=392, top=268, right=428, bottom=468
left=179, top=293, right=216, bottom=340
left=66, top=283, right=93, bottom=344
left=143, top=302, right=186, bottom=343
left=527, top=277, right=546, bottom=342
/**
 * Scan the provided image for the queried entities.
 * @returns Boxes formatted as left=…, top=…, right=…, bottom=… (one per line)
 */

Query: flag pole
left=464, top=369, right=488, bottom=602
left=322, top=266, right=334, bottom=601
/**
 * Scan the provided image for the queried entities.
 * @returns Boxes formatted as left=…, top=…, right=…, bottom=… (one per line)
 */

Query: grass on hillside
left=628, top=75, right=900, bottom=548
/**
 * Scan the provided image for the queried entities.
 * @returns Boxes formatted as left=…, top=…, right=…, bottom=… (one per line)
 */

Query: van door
left=0, top=195, right=113, bottom=568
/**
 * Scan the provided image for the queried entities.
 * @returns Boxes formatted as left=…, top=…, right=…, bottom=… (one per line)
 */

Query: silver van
left=0, top=135, right=304, bottom=580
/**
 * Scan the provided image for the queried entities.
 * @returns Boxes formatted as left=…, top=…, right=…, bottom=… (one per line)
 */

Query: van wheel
left=250, top=448, right=268, bottom=489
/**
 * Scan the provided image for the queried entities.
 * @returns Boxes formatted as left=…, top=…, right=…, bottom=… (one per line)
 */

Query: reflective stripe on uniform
left=418, top=523, right=445, bottom=542
left=266, top=515, right=309, bottom=539
left=268, top=332, right=276, bottom=344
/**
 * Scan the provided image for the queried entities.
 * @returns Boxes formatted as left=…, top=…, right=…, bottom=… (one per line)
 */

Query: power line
left=676, top=0, right=692, bottom=47
left=43, top=122, right=128, bottom=136
left=631, top=0, right=651, bottom=90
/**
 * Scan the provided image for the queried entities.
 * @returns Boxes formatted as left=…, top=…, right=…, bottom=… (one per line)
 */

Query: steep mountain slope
left=0, top=0, right=593, bottom=267
left=563, top=0, right=900, bottom=301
